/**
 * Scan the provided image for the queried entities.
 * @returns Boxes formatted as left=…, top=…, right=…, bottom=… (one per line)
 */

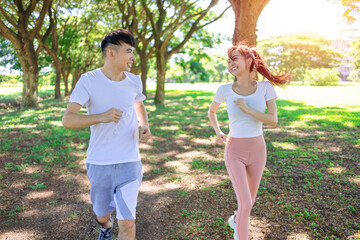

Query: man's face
left=111, top=43, right=136, bottom=72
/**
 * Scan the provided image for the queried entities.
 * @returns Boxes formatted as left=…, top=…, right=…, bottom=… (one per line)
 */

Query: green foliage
left=0, top=74, right=22, bottom=85
left=348, top=68, right=360, bottom=81
left=349, top=37, right=360, bottom=71
left=304, top=68, right=340, bottom=86
left=169, top=53, right=233, bottom=83
left=258, top=34, right=342, bottom=82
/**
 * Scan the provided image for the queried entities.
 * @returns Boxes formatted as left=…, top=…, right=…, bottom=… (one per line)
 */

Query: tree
left=170, top=28, right=224, bottom=83
left=40, top=2, right=62, bottom=98
left=0, top=0, right=53, bottom=108
left=348, top=37, right=360, bottom=81
left=258, top=34, right=342, bottom=82
left=141, top=0, right=228, bottom=104
left=341, top=0, right=360, bottom=23
left=115, top=0, right=155, bottom=96
left=228, top=0, right=270, bottom=46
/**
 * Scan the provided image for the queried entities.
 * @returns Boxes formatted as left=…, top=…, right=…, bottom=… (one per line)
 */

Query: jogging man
left=62, top=29, right=151, bottom=240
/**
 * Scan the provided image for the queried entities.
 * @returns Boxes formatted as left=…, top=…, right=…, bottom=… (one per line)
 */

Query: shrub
left=304, top=68, right=340, bottom=86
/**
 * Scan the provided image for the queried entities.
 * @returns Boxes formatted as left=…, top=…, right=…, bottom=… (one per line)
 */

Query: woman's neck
left=235, top=73, right=252, bottom=87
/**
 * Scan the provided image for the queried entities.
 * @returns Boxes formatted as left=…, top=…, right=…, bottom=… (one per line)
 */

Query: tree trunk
left=62, top=69, right=70, bottom=96
left=154, top=49, right=167, bottom=105
left=71, top=70, right=81, bottom=93
left=16, top=42, right=39, bottom=108
left=140, top=57, right=148, bottom=96
left=230, top=0, right=270, bottom=47
left=54, top=59, right=62, bottom=99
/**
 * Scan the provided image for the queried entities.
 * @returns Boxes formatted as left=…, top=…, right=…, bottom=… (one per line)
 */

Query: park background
left=0, top=0, right=359, bottom=239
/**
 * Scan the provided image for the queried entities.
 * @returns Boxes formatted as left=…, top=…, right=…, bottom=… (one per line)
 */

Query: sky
left=206, top=0, right=360, bottom=52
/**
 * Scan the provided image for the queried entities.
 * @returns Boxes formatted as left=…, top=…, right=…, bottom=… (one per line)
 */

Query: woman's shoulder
left=217, top=82, right=233, bottom=90
left=257, top=80, right=274, bottom=89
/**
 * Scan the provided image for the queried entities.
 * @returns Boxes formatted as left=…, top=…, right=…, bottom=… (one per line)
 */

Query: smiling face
left=108, top=43, right=136, bottom=72
left=228, top=50, right=250, bottom=77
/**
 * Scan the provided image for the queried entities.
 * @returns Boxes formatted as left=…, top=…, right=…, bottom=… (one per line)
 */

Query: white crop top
left=213, top=81, right=277, bottom=138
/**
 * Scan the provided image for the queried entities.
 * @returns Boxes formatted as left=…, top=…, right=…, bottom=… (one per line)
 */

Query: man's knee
left=118, top=219, right=135, bottom=231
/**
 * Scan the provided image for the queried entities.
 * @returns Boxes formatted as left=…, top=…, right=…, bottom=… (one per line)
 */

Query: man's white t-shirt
left=69, top=69, right=146, bottom=165
left=213, top=81, right=277, bottom=138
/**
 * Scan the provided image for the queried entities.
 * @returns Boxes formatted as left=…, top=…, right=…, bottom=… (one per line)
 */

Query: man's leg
left=118, top=219, right=135, bottom=240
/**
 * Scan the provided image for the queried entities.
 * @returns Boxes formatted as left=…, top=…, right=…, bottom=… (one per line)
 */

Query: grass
left=0, top=83, right=359, bottom=239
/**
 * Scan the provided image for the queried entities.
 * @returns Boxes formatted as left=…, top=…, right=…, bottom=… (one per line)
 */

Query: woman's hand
left=215, top=131, right=227, bottom=145
left=234, top=98, right=250, bottom=113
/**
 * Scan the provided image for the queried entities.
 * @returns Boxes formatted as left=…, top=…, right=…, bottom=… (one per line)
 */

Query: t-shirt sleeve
left=69, top=75, right=90, bottom=106
left=135, top=76, right=146, bottom=102
left=213, top=85, right=225, bottom=103
left=264, top=82, right=278, bottom=101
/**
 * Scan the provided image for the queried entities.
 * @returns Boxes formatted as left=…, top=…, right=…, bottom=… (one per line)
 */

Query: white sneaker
left=234, top=227, right=239, bottom=240
left=228, top=211, right=237, bottom=229
left=228, top=211, right=239, bottom=240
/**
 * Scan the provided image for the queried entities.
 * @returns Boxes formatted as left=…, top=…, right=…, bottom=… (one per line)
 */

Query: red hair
left=228, top=42, right=292, bottom=87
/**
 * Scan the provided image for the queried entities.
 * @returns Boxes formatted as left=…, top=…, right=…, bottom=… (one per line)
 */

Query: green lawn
left=0, top=83, right=359, bottom=239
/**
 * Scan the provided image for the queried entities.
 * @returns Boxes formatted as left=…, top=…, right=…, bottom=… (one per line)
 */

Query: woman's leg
left=225, top=138, right=253, bottom=240
left=247, top=149, right=267, bottom=205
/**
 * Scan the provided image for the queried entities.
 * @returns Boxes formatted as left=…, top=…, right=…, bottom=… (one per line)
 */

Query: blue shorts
left=86, top=161, right=142, bottom=220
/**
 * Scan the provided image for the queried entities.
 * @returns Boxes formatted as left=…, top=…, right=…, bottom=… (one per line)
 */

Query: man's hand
left=101, top=108, right=123, bottom=123
left=215, top=132, right=227, bottom=145
left=139, top=125, right=151, bottom=142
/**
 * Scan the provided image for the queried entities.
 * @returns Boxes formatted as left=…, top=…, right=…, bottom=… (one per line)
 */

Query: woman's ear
left=247, top=58, right=253, bottom=70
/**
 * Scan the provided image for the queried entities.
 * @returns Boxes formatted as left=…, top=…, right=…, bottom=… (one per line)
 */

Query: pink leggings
left=225, top=135, right=267, bottom=240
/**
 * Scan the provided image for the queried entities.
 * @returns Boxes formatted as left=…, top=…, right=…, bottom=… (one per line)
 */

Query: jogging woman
left=208, top=42, right=291, bottom=240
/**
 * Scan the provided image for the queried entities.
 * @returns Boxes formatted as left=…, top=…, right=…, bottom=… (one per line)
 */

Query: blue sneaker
left=98, top=216, right=113, bottom=240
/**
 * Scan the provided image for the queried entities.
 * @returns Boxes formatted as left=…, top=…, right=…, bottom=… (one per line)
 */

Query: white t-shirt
left=213, top=81, right=277, bottom=138
left=69, top=69, right=146, bottom=165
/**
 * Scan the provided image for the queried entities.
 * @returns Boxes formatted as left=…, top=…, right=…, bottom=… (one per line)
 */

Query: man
left=62, top=29, right=151, bottom=240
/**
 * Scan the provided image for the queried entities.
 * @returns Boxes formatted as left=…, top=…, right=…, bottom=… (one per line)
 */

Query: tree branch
left=0, top=19, right=19, bottom=43
left=0, top=4, right=19, bottom=29
left=30, top=0, right=52, bottom=39
left=23, top=0, right=37, bottom=24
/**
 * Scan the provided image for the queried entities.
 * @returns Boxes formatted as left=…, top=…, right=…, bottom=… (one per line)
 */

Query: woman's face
left=228, top=50, right=249, bottom=76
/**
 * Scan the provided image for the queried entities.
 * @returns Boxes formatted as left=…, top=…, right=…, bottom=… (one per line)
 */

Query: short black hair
left=101, top=29, right=135, bottom=57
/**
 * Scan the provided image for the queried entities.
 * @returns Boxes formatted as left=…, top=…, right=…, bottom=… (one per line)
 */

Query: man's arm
left=134, top=101, right=151, bottom=141
left=62, top=102, right=122, bottom=129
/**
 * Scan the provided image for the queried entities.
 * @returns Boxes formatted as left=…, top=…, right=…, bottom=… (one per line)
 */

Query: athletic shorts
left=86, top=161, right=142, bottom=220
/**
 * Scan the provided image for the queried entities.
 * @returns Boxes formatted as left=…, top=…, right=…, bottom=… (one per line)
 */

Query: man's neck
left=101, top=65, right=126, bottom=82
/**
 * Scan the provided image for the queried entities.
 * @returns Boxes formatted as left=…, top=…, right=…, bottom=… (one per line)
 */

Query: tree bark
left=16, top=42, right=39, bottom=108
left=62, top=68, right=70, bottom=96
left=229, top=0, right=270, bottom=47
left=154, top=48, right=167, bottom=104
left=140, top=59, right=148, bottom=96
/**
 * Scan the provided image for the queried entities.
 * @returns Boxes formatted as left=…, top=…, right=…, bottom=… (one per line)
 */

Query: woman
left=208, top=42, right=291, bottom=240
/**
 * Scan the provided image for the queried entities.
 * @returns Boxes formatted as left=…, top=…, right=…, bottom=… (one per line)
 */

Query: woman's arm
left=208, top=101, right=227, bottom=144
left=234, top=98, right=278, bottom=127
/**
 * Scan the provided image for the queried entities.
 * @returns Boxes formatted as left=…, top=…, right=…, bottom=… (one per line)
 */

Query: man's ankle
left=97, top=217, right=113, bottom=229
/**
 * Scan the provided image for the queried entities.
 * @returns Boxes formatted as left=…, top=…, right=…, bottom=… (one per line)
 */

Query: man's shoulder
left=125, top=72, right=141, bottom=85
left=81, top=69, right=100, bottom=80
